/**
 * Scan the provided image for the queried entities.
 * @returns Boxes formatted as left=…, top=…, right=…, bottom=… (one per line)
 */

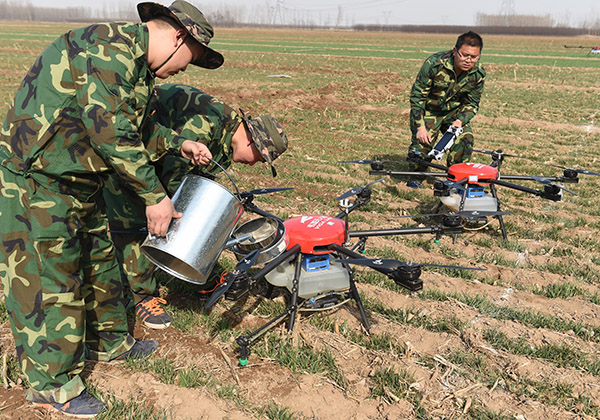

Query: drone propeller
left=240, top=187, right=294, bottom=198
left=337, top=176, right=387, bottom=201
left=338, top=159, right=381, bottom=165
left=530, top=176, right=578, bottom=196
left=205, top=249, right=261, bottom=308
left=543, top=164, right=600, bottom=177
left=339, top=257, right=485, bottom=272
left=473, top=149, right=527, bottom=160
left=392, top=209, right=510, bottom=220
left=475, top=151, right=600, bottom=177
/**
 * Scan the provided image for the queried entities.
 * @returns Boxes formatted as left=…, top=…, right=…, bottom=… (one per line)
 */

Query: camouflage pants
left=0, top=167, right=135, bottom=403
left=409, top=111, right=474, bottom=168
left=105, top=155, right=191, bottom=304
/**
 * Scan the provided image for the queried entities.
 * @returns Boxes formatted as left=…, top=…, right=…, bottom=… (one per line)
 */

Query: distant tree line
left=1, top=1, right=599, bottom=36
left=0, top=2, right=90, bottom=21
left=353, top=24, right=600, bottom=37
left=476, top=13, right=556, bottom=27
left=0, top=0, right=137, bottom=21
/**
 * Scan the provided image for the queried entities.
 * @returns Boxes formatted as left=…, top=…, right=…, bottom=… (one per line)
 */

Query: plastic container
left=265, top=254, right=350, bottom=299
left=440, top=191, right=498, bottom=213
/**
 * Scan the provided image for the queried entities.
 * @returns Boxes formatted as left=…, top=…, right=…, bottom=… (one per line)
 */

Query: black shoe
left=135, top=296, right=172, bottom=329
left=407, top=180, right=422, bottom=189
left=33, top=390, right=107, bottom=418
left=114, top=340, right=158, bottom=361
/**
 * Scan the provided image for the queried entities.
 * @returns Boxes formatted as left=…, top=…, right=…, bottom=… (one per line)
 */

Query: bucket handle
left=208, top=157, right=242, bottom=199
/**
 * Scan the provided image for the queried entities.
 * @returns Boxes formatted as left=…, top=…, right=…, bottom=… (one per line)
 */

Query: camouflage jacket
left=143, top=83, right=242, bottom=175
left=0, top=22, right=185, bottom=205
left=409, top=50, right=486, bottom=128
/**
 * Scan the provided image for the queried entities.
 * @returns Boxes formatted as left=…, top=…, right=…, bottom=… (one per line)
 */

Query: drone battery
left=467, top=186, right=485, bottom=198
left=302, top=255, right=330, bottom=272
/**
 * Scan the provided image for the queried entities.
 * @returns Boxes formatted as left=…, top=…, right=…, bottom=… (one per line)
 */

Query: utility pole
left=273, top=0, right=284, bottom=25
left=383, top=10, right=391, bottom=25
left=500, top=0, right=515, bottom=26
left=336, top=5, right=343, bottom=28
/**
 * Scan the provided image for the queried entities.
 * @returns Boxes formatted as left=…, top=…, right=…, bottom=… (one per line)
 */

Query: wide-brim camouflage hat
left=138, top=0, right=224, bottom=69
left=239, top=109, right=288, bottom=178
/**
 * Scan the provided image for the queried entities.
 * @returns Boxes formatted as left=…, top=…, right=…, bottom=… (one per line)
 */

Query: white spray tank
left=264, top=253, right=350, bottom=299
left=440, top=188, right=498, bottom=212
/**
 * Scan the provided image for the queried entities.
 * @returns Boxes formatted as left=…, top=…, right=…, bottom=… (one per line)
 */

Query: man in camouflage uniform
left=407, top=31, right=486, bottom=188
left=104, top=83, right=289, bottom=329
left=0, top=2, right=223, bottom=417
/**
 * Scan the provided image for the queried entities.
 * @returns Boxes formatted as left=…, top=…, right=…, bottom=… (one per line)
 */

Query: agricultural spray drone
left=564, top=44, right=600, bottom=56
left=198, top=180, right=488, bottom=364
left=341, top=127, right=599, bottom=240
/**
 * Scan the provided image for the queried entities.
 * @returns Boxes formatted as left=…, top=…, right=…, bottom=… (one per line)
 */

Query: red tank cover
left=283, top=215, right=346, bottom=255
left=448, top=163, right=498, bottom=185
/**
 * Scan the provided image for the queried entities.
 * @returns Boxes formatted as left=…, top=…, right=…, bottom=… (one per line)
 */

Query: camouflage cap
left=239, top=109, right=288, bottom=177
left=138, top=0, right=224, bottom=69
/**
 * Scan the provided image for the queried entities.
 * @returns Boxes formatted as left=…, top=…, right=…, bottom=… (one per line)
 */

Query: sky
left=26, top=0, right=600, bottom=27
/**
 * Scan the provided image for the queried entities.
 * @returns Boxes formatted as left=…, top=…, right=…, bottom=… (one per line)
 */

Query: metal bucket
left=141, top=175, right=243, bottom=285
left=231, top=217, right=288, bottom=265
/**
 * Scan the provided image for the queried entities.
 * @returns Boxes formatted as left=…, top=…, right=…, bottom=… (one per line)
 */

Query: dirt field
left=1, top=24, right=600, bottom=419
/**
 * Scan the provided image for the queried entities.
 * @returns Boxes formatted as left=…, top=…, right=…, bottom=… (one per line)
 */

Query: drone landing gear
left=490, top=184, right=508, bottom=240
left=434, top=183, right=508, bottom=241
left=235, top=246, right=370, bottom=366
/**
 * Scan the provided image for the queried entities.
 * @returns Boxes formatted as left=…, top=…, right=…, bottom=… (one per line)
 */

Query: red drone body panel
left=447, top=163, right=499, bottom=186
left=283, top=215, right=346, bottom=254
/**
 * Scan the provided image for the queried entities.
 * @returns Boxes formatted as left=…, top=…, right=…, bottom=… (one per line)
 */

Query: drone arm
left=487, top=178, right=543, bottom=195
left=486, top=178, right=561, bottom=201
left=348, top=226, right=438, bottom=238
left=330, top=243, right=392, bottom=275
left=331, top=244, right=424, bottom=291
left=500, top=174, right=579, bottom=185
left=369, top=170, right=445, bottom=177
left=242, top=199, right=284, bottom=223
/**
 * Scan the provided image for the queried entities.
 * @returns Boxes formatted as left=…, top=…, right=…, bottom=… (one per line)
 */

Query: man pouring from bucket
left=104, top=83, right=289, bottom=329
left=0, top=1, right=223, bottom=416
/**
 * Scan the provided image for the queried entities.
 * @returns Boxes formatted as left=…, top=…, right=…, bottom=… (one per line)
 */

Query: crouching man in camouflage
left=406, top=31, right=486, bottom=188
left=0, top=1, right=223, bottom=417
left=104, top=83, right=289, bottom=329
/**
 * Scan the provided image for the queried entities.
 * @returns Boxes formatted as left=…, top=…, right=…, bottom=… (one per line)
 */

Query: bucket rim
left=180, top=174, right=242, bottom=204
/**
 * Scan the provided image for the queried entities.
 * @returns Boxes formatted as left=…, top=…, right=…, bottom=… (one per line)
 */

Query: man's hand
left=416, top=126, right=432, bottom=145
left=451, top=119, right=463, bottom=128
left=181, top=140, right=212, bottom=166
left=146, top=196, right=183, bottom=237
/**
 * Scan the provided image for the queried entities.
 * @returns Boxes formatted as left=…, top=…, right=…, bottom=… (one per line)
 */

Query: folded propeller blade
left=392, top=209, right=509, bottom=220
left=473, top=149, right=526, bottom=159
left=338, top=159, right=380, bottom=165
left=544, top=163, right=600, bottom=177
left=240, top=187, right=294, bottom=197
left=339, top=257, right=485, bottom=272
left=337, top=177, right=387, bottom=201
left=531, top=176, right=578, bottom=195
